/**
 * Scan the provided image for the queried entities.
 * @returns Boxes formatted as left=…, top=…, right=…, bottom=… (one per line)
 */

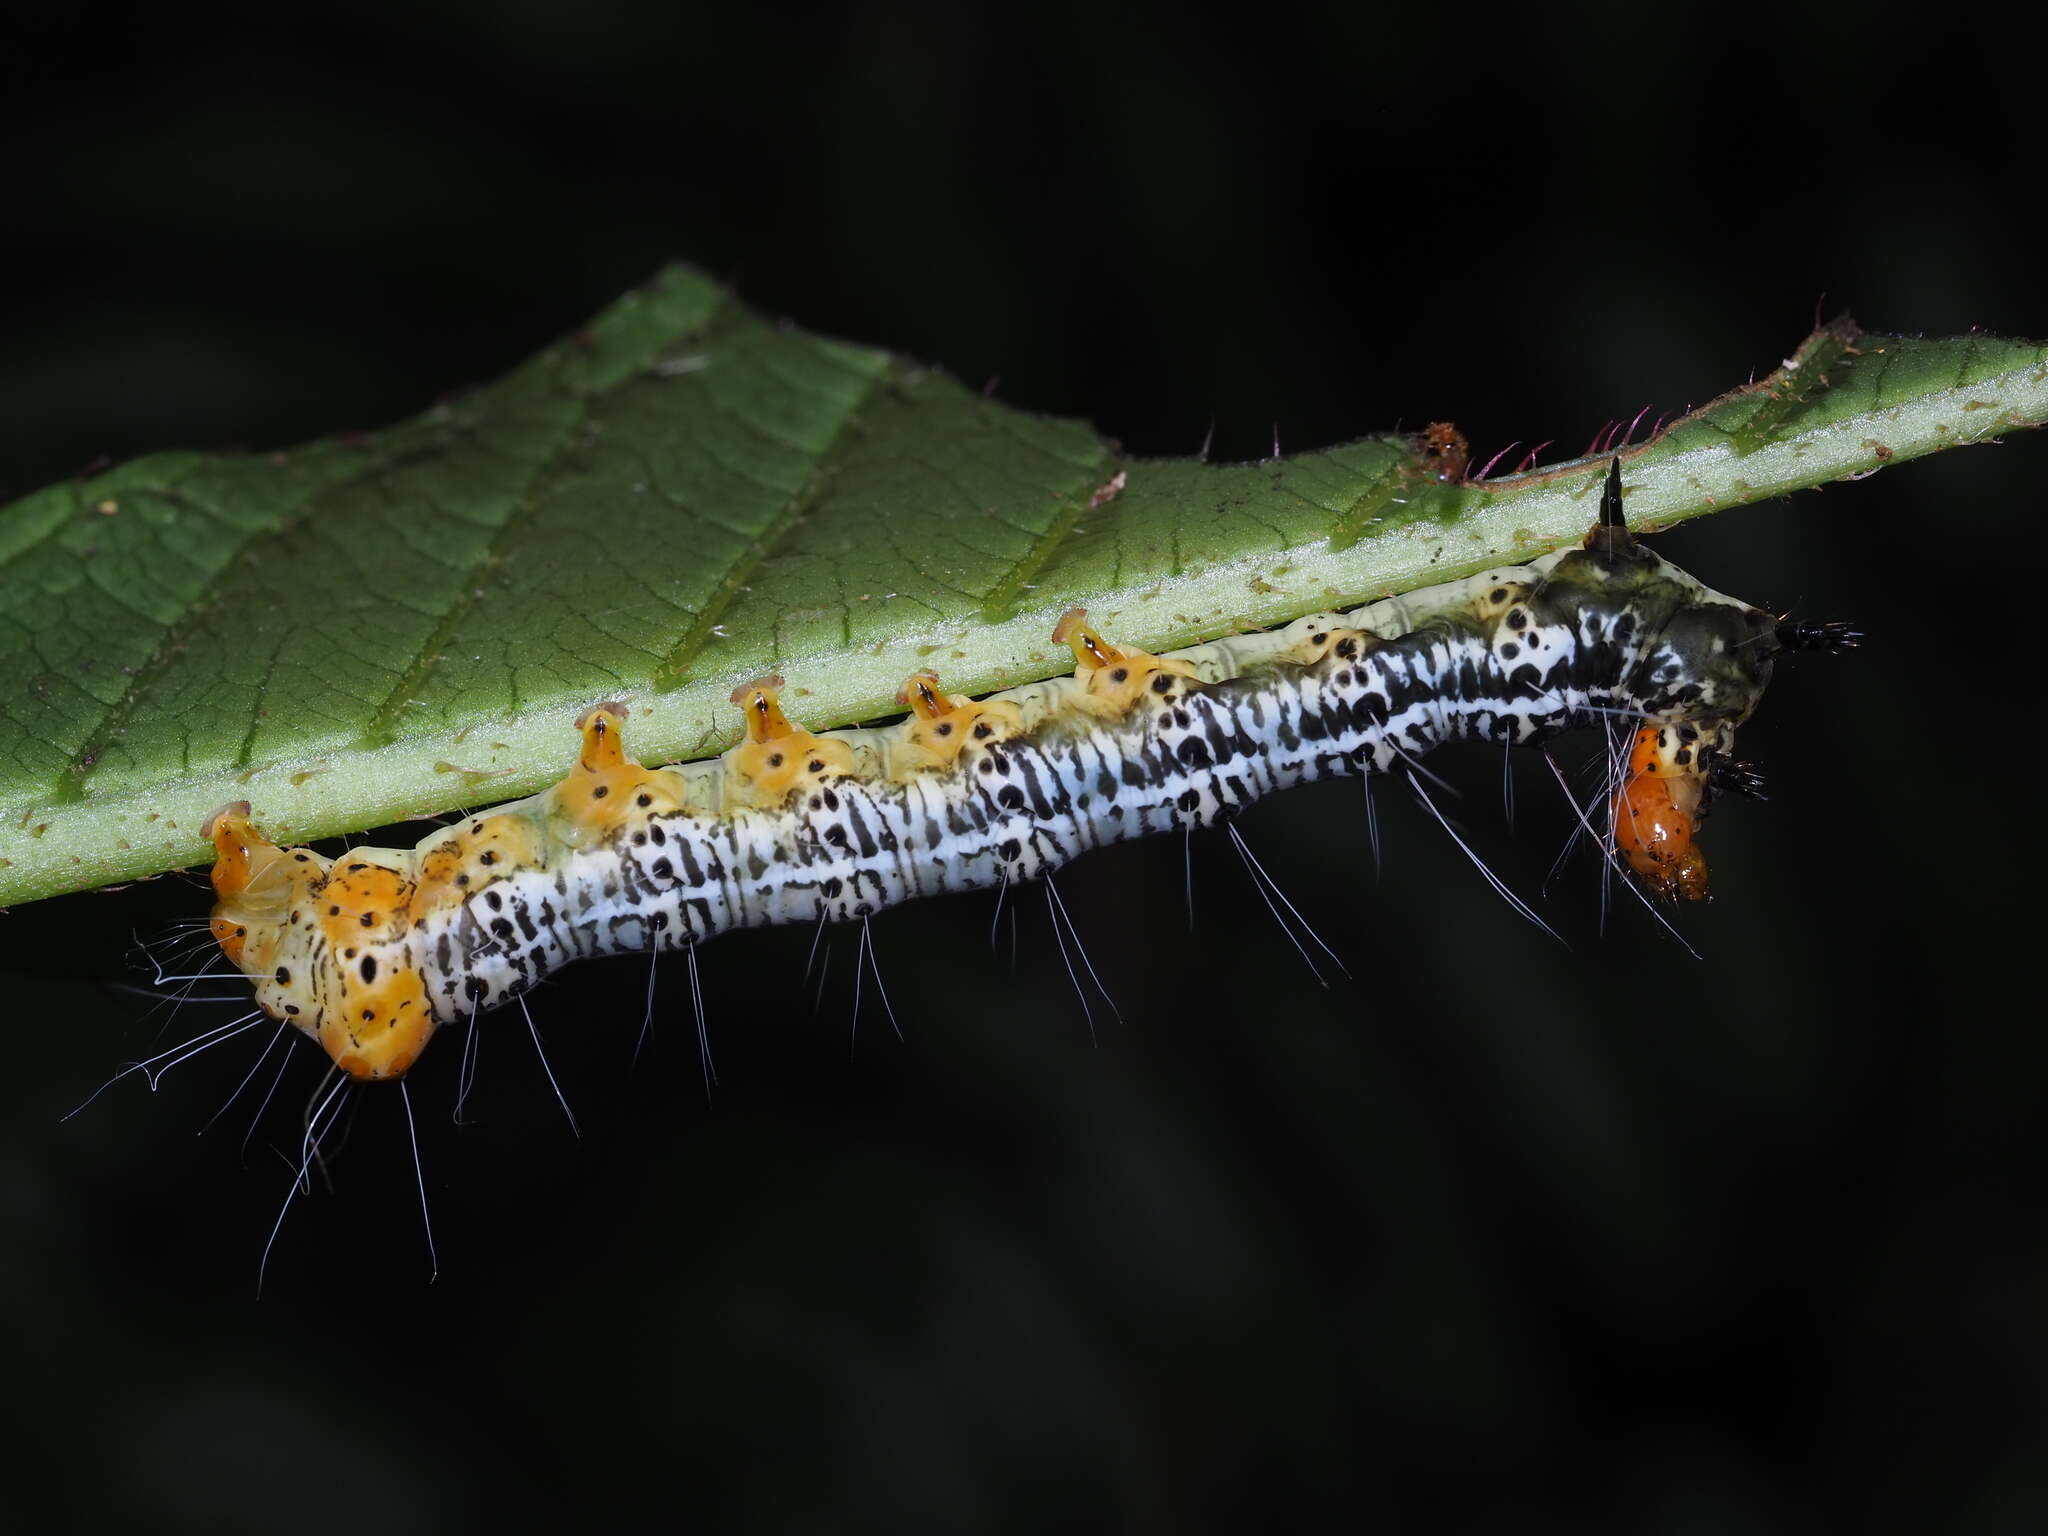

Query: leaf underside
left=2, top=264, right=2044, bottom=906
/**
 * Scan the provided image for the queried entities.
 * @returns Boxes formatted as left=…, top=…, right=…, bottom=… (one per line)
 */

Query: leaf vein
left=650, top=360, right=899, bottom=690
left=973, top=451, right=1124, bottom=622
left=357, top=299, right=731, bottom=741
left=56, top=473, right=375, bottom=801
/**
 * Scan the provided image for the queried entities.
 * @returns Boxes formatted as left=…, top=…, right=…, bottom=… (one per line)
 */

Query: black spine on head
left=1585, top=457, right=1641, bottom=564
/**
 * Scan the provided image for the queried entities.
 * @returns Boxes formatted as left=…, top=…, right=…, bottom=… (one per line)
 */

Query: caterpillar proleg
left=197, top=462, right=1846, bottom=1082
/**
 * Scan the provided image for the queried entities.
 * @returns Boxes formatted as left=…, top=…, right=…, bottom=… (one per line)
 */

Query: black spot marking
left=360, top=955, right=378, bottom=983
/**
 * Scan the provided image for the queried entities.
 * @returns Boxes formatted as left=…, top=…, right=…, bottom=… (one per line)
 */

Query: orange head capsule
left=1611, top=723, right=1711, bottom=901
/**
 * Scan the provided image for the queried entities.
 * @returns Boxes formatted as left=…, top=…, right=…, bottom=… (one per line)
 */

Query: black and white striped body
left=402, top=542, right=1779, bottom=1023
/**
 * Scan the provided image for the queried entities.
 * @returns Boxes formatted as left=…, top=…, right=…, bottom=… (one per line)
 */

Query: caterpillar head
left=1573, top=460, right=1784, bottom=724
left=1611, top=723, right=1718, bottom=902
left=204, top=804, right=435, bottom=1081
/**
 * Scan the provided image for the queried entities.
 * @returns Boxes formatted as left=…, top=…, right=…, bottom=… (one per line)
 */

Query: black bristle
left=1776, top=617, right=1863, bottom=652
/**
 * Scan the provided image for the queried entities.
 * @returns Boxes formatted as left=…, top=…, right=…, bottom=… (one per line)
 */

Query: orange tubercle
left=574, top=699, right=631, bottom=771
left=722, top=676, right=856, bottom=807
left=729, top=675, right=796, bottom=743
left=546, top=703, right=687, bottom=839
left=891, top=670, right=1021, bottom=771
left=897, top=671, right=950, bottom=721
left=202, top=800, right=258, bottom=900
left=1052, top=608, right=1200, bottom=715
left=1053, top=608, right=1124, bottom=672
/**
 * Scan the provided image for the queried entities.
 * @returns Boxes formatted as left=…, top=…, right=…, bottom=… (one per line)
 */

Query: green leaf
left=2, top=269, right=2044, bottom=907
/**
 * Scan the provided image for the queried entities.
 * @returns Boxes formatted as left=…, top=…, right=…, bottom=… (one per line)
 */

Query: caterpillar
left=194, top=462, right=1848, bottom=1084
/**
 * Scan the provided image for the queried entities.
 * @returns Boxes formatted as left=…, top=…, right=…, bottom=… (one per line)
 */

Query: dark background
left=4, top=3, right=2044, bottom=1530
